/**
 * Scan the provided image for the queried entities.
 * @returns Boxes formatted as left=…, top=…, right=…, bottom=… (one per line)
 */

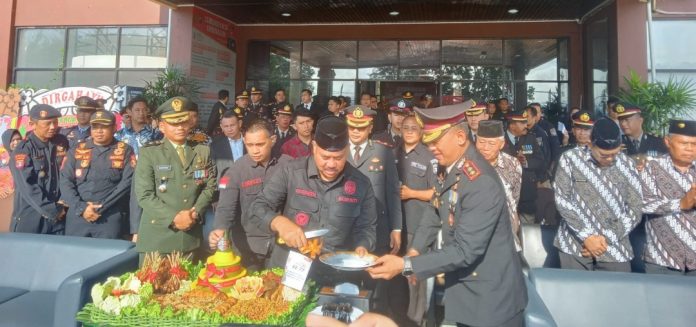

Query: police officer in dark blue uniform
left=60, top=110, right=135, bottom=239
left=9, top=104, right=69, bottom=234
left=61, top=96, right=98, bottom=147
left=613, top=102, right=668, bottom=157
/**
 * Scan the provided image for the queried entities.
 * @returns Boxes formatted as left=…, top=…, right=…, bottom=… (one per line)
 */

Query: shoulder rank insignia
left=373, top=139, right=393, bottom=148
left=460, top=160, right=481, bottom=181
left=142, top=140, right=162, bottom=148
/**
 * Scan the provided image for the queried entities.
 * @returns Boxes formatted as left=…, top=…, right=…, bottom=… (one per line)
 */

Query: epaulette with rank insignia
left=460, top=160, right=481, bottom=181
left=373, top=139, right=393, bottom=148
left=142, top=140, right=162, bottom=148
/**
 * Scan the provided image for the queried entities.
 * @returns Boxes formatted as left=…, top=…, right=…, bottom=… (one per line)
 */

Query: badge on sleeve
left=130, top=155, right=137, bottom=168
left=14, top=154, right=27, bottom=169
left=218, top=175, right=229, bottom=190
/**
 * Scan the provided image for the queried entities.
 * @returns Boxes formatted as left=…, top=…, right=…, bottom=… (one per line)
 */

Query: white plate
left=319, top=251, right=378, bottom=271
left=310, top=305, right=364, bottom=322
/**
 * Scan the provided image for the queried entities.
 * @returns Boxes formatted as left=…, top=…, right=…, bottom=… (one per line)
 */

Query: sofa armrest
left=524, top=280, right=557, bottom=327
left=53, top=249, right=138, bottom=327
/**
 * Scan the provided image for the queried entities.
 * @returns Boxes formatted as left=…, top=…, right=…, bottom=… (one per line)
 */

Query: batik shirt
left=280, top=135, right=311, bottom=159
left=114, top=125, right=163, bottom=157
left=493, top=152, right=523, bottom=251
left=553, top=146, right=643, bottom=262
left=641, top=154, right=696, bottom=271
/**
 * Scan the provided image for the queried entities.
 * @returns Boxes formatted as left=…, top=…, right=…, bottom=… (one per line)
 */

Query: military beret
left=477, top=120, right=504, bottom=138
left=75, top=96, right=98, bottom=111
left=388, top=98, right=413, bottom=114
left=591, top=118, right=622, bottom=150
left=236, top=90, right=249, bottom=99
left=155, top=96, right=191, bottom=124
left=276, top=104, right=293, bottom=116
left=30, top=104, right=61, bottom=120
left=314, top=116, right=348, bottom=152
left=345, top=105, right=376, bottom=128
left=506, top=108, right=529, bottom=122
left=669, top=119, right=696, bottom=137
left=90, top=110, right=116, bottom=125
left=612, top=101, right=641, bottom=118
left=250, top=87, right=262, bottom=95
left=465, top=100, right=487, bottom=116
left=414, top=100, right=473, bottom=144
left=402, top=91, right=414, bottom=99
left=572, top=110, right=595, bottom=128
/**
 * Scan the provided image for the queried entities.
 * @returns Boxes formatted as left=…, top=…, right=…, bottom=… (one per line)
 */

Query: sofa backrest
left=0, top=233, right=135, bottom=291
left=529, top=268, right=696, bottom=327
left=520, top=224, right=560, bottom=269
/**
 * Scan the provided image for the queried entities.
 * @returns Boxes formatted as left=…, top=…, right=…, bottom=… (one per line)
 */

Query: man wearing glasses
left=553, top=118, right=643, bottom=272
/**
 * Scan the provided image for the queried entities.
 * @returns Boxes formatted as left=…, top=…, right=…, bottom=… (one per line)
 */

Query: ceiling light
left=281, top=12, right=291, bottom=17
left=508, top=8, right=519, bottom=14
left=389, top=11, right=399, bottom=16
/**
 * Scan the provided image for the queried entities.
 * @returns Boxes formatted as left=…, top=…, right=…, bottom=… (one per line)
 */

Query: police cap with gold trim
left=155, top=96, right=191, bottom=124
left=414, top=100, right=473, bottom=144
left=402, top=91, right=414, bottom=99
left=612, top=101, right=641, bottom=118
left=250, top=87, right=262, bottom=95
left=506, top=108, right=529, bottom=122
left=669, top=119, right=696, bottom=137
left=90, top=110, right=116, bottom=125
left=276, top=104, right=293, bottom=116
left=572, top=110, right=595, bottom=128
left=465, top=100, right=487, bottom=116
left=75, top=96, right=98, bottom=111
left=314, top=116, right=349, bottom=151
left=236, top=90, right=249, bottom=99
left=345, top=105, right=376, bottom=128
left=29, top=104, right=61, bottom=120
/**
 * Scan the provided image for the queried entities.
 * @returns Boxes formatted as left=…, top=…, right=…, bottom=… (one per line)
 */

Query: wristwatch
left=402, top=256, right=414, bottom=277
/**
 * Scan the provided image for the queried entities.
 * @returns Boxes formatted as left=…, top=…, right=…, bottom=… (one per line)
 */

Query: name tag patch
left=295, top=188, right=317, bottom=198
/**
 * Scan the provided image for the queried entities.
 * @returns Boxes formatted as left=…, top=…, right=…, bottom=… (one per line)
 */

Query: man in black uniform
left=530, top=102, right=561, bottom=161
left=10, top=104, right=69, bottom=234
left=368, top=101, right=527, bottom=327
left=210, top=119, right=292, bottom=271
left=613, top=102, right=667, bottom=157
left=61, top=96, right=97, bottom=147
left=60, top=110, right=134, bottom=239
left=206, top=89, right=229, bottom=135
left=373, top=98, right=411, bottom=150
left=248, top=87, right=272, bottom=123
left=345, top=105, right=402, bottom=255
left=249, top=116, right=378, bottom=280
left=503, top=109, right=545, bottom=224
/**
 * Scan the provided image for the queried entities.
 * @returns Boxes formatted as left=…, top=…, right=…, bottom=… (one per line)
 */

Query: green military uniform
left=134, top=97, right=217, bottom=255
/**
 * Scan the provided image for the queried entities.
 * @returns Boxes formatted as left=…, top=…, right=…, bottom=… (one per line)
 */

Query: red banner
left=192, top=7, right=236, bottom=50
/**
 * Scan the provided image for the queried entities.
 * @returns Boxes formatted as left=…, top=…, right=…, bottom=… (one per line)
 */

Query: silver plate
left=305, top=228, right=329, bottom=239
left=319, top=251, right=378, bottom=271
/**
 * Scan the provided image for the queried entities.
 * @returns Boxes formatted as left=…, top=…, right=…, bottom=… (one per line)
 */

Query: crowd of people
left=3, top=86, right=696, bottom=327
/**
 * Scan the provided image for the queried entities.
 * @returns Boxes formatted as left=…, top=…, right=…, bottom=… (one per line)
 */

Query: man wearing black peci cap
left=554, top=118, right=643, bottom=272
left=640, top=119, right=696, bottom=276
left=10, top=104, right=69, bottom=234
left=60, top=110, right=134, bottom=239
left=250, top=116, right=378, bottom=276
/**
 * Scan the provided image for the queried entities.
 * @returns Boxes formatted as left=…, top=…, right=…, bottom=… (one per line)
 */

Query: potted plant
left=619, top=71, right=696, bottom=135
left=142, top=67, right=201, bottom=110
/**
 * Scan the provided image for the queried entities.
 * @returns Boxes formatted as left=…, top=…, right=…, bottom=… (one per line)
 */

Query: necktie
left=514, top=137, right=519, bottom=145
left=305, top=104, right=309, bottom=110
left=633, top=139, right=640, bottom=150
left=176, top=145, right=186, bottom=166
left=354, top=145, right=361, bottom=162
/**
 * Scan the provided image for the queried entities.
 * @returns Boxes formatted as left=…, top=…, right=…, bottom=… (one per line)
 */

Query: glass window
left=119, top=27, right=167, bottom=68
left=331, top=80, right=355, bottom=98
left=358, top=41, right=398, bottom=80
left=400, top=40, right=440, bottom=68
left=65, top=70, right=116, bottom=87
left=118, top=70, right=162, bottom=87
left=15, top=70, right=62, bottom=89
left=558, top=39, right=569, bottom=81
left=652, top=20, right=696, bottom=70
left=442, top=80, right=512, bottom=103
left=505, top=39, right=558, bottom=81
left=593, top=83, right=609, bottom=114
left=66, top=28, right=118, bottom=68
left=302, top=41, right=357, bottom=79
left=442, top=40, right=503, bottom=66
left=15, top=29, right=66, bottom=68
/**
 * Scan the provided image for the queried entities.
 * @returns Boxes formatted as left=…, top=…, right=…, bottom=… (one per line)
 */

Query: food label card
left=282, top=250, right=312, bottom=291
